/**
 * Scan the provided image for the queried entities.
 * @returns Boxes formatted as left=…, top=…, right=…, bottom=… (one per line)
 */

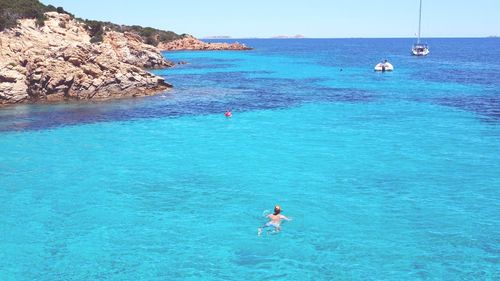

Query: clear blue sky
left=41, top=0, right=499, bottom=38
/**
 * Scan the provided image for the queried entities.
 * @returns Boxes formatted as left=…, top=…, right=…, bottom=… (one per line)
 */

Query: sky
left=41, top=0, right=499, bottom=38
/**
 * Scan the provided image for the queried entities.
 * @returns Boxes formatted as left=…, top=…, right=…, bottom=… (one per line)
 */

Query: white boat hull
left=412, top=47, right=430, bottom=56
left=374, top=62, right=394, bottom=72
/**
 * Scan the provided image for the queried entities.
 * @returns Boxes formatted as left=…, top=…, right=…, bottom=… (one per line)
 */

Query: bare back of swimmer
left=258, top=205, right=291, bottom=236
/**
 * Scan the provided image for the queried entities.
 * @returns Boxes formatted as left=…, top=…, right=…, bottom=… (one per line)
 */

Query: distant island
left=0, top=0, right=251, bottom=106
left=271, top=34, right=306, bottom=39
left=202, top=36, right=233, bottom=39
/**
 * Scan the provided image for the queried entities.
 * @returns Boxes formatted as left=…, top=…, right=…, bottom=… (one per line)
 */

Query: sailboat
left=412, top=0, right=429, bottom=56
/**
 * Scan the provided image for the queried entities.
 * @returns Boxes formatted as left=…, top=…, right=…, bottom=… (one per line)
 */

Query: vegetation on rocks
left=0, top=0, right=183, bottom=45
left=0, top=0, right=72, bottom=30
left=79, top=19, right=184, bottom=45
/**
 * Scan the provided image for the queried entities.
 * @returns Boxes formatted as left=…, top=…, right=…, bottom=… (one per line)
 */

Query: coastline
left=0, top=12, right=173, bottom=106
left=158, top=35, right=252, bottom=51
left=0, top=86, right=170, bottom=108
left=0, top=12, right=252, bottom=107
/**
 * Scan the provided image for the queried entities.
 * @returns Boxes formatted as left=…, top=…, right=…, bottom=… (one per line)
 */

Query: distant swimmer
left=225, top=110, right=232, bottom=118
left=258, top=205, right=291, bottom=236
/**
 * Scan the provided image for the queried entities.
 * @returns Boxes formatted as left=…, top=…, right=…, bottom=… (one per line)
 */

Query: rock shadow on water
left=0, top=69, right=376, bottom=132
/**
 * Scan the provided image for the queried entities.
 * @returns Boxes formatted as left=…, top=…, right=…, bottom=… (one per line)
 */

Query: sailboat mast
left=417, top=0, right=422, bottom=44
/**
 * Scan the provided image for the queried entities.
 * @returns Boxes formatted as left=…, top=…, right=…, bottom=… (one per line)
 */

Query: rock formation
left=103, top=31, right=173, bottom=69
left=158, top=35, right=252, bottom=51
left=0, top=12, right=172, bottom=105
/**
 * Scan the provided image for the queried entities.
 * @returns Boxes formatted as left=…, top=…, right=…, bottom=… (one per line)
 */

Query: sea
left=0, top=38, right=499, bottom=280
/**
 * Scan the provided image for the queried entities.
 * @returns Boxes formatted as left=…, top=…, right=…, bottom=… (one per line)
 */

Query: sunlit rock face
left=0, top=12, right=173, bottom=105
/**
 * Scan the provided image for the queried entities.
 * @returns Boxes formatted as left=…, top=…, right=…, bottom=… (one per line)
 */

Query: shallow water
left=1, top=38, right=499, bottom=280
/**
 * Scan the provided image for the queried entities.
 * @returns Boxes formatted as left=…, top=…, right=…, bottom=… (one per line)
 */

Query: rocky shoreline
left=0, top=12, right=172, bottom=106
left=158, top=35, right=252, bottom=51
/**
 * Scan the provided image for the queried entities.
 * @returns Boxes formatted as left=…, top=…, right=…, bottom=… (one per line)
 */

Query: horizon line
left=202, top=36, right=498, bottom=39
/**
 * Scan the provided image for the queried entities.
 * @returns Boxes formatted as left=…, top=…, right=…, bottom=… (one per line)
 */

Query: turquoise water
left=1, top=39, right=499, bottom=280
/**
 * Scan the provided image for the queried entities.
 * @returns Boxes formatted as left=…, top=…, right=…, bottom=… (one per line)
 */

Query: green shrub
left=145, top=36, right=157, bottom=46
left=0, top=0, right=74, bottom=31
left=90, top=33, right=103, bottom=44
left=83, top=20, right=105, bottom=43
left=46, top=4, right=56, bottom=11
left=36, top=14, right=48, bottom=27
left=85, top=20, right=103, bottom=37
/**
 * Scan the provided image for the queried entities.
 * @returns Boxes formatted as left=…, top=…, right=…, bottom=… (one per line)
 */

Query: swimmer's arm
left=280, top=215, right=292, bottom=221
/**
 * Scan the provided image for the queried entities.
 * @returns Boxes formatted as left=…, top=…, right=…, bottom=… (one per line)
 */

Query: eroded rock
left=0, top=12, right=173, bottom=106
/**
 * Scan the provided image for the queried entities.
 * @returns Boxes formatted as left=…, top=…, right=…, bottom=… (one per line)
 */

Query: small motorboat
left=374, top=60, right=394, bottom=72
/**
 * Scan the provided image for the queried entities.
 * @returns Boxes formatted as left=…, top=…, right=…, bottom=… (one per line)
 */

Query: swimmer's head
left=273, top=205, right=281, bottom=215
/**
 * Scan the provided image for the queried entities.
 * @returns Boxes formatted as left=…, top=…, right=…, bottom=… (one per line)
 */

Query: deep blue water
left=1, top=38, right=499, bottom=280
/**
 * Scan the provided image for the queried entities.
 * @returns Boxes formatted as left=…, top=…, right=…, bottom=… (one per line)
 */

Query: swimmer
left=258, top=205, right=291, bottom=236
left=225, top=110, right=232, bottom=118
